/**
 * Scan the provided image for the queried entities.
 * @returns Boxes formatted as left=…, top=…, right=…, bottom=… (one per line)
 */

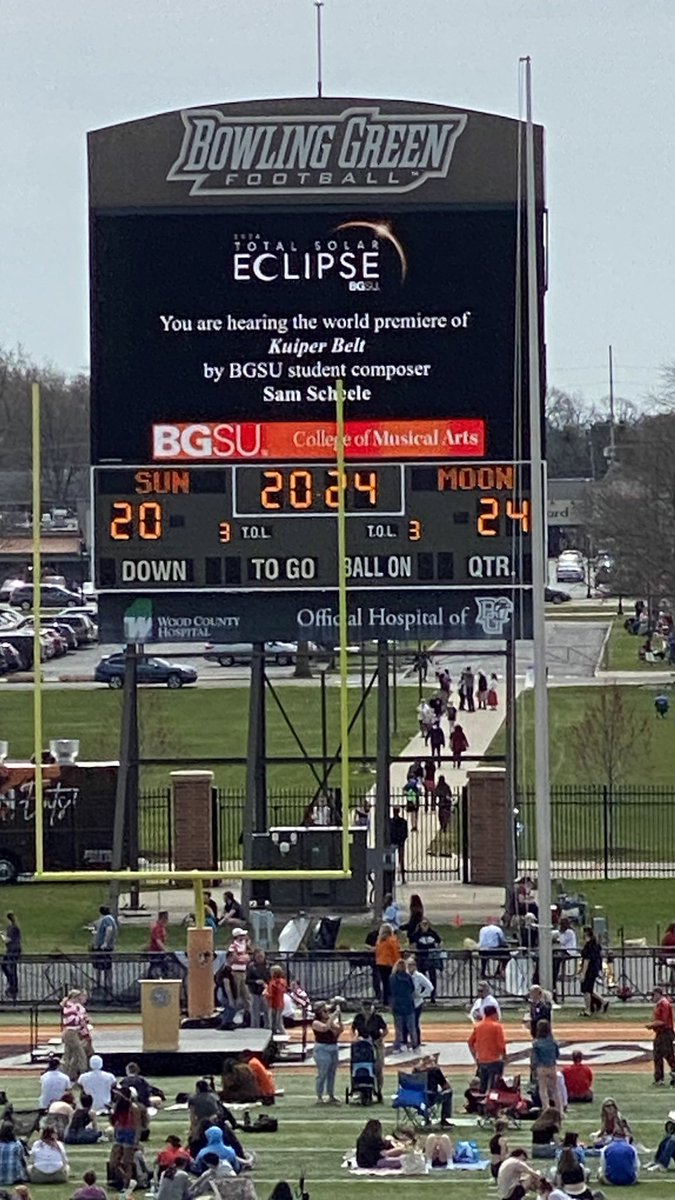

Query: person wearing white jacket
left=406, top=958, right=433, bottom=1049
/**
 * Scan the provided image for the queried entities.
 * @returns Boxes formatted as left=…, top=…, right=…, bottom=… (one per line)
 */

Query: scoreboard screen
left=93, top=461, right=531, bottom=593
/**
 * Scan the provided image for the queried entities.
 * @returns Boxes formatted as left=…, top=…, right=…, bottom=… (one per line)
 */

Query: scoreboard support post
left=374, top=641, right=391, bottom=911
left=242, top=645, right=267, bottom=910
left=504, top=639, right=517, bottom=908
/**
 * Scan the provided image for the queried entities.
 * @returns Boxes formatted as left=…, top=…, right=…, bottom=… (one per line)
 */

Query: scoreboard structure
left=89, top=98, right=545, bottom=644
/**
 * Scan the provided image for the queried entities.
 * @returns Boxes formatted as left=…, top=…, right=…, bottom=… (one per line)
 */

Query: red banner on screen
left=152, top=418, right=485, bottom=461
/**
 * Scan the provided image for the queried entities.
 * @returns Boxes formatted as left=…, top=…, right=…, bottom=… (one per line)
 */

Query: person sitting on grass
left=531, top=1105, right=562, bottom=1149
left=425, top=1132, right=453, bottom=1168
left=354, top=1119, right=408, bottom=1170
left=157, top=1136, right=190, bottom=1174
left=157, top=1154, right=192, bottom=1200
left=27, top=1126, right=70, bottom=1185
left=598, top=1133, right=639, bottom=1187
left=193, top=1125, right=251, bottom=1176
left=0, top=1123, right=27, bottom=1187
left=561, top=1051, right=593, bottom=1104
left=220, top=1059, right=260, bottom=1105
left=64, top=1094, right=101, bottom=1145
left=188, top=1155, right=258, bottom=1200
left=489, top=1119, right=510, bottom=1182
left=496, top=1148, right=541, bottom=1199
left=188, top=1117, right=246, bottom=1166
left=118, top=1062, right=165, bottom=1109
left=241, top=1053, right=275, bottom=1105
left=592, top=1096, right=633, bottom=1146
left=70, top=1170, right=107, bottom=1200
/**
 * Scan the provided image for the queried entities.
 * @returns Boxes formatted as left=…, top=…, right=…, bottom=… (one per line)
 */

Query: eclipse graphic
left=335, top=219, right=408, bottom=281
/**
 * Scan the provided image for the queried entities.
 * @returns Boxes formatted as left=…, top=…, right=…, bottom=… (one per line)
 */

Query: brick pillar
left=171, top=770, right=215, bottom=870
left=466, top=767, right=508, bottom=885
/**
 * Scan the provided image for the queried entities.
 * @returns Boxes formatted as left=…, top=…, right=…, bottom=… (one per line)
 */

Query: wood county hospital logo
left=167, top=106, right=467, bottom=195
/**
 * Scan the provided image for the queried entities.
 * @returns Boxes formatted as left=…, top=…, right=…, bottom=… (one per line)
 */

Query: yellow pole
left=32, top=382, right=44, bottom=875
left=335, top=379, right=350, bottom=872
left=193, top=877, right=205, bottom=927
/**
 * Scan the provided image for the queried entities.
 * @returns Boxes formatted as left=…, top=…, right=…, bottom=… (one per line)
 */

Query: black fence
left=1, top=946, right=670, bottom=1013
left=517, top=785, right=675, bottom=879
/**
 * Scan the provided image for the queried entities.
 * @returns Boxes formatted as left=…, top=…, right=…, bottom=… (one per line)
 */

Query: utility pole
left=315, top=1, right=324, bottom=98
left=608, top=344, right=616, bottom=464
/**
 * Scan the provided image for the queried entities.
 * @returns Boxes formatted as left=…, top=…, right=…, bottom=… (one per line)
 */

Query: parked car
left=544, top=586, right=571, bottom=605
left=94, top=653, right=198, bottom=688
left=0, top=642, right=22, bottom=672
left=556, top=556, right=585, bottom=583
left=0, top=578, right=25, bottom=603
left=204, top=640, right=312, bottom=667
left=9, top=583, right=81, bottom=611
left=54, top=611, right=98, bottom=645
left=0, top=631, right=35, bottom=669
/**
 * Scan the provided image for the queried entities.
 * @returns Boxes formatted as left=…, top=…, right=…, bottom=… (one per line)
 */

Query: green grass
left=604, top=620, right=667, bottom=670
left=3, top=1066, right=675, bottom=1200
left=561, top=879, right=675, bottom=943
left=0, top=685, right=418, bottom=793
left=491, top=685, right=675, bottom=787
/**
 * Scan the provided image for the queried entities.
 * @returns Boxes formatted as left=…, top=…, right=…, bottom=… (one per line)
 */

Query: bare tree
left=572, top=685, right=652, bottom=791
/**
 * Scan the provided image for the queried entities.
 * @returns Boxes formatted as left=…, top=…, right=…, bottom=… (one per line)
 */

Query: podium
left=140, top=979, right=181, bottom=1051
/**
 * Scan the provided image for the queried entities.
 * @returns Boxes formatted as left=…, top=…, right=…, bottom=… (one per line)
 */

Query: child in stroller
left=346, top=1037, right=381, bottom=1106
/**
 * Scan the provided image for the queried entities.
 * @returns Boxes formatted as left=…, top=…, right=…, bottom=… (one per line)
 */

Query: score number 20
left=478, top=497, right=530, bottom=535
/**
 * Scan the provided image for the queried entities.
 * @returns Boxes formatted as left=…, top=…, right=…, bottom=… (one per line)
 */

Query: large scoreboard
left=89, top=98, right=545, bottom=644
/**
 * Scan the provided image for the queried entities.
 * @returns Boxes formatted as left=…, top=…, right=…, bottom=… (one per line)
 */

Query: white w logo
left=123, top=614, right=153, bottom=642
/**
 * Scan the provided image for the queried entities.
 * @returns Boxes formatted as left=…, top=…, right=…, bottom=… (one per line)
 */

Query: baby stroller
left=345, top=1038, right=380, bottom=1105
left=477, top=1075, right=535, bottom=1128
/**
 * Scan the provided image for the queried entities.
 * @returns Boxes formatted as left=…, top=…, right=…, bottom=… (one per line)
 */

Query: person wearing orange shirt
left=264, top=966, right=287, bottom=1036
left=467, top=1005, right=507, bottom=1093
left=243, top=1053, right=275, bottom=1103
left=374, top=923, right=401, bottom=1005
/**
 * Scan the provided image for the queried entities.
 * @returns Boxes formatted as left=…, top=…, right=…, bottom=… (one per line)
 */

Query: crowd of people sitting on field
left=0, top=1057, right=279, bottom=1196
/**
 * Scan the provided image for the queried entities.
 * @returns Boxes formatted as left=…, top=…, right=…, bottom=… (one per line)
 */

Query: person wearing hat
left=351, top=1000, right=388, bottom=1095
left=77, top=1055, right=116, bottom=1113
left=228, top=927, right=252, bottom=1012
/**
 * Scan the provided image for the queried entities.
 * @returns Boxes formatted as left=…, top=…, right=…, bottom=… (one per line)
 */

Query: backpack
left=454, top=1140, right=480, bottom=1165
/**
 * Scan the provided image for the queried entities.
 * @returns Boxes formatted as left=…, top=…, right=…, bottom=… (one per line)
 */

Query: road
left=0, top=617, right=610, bottom=689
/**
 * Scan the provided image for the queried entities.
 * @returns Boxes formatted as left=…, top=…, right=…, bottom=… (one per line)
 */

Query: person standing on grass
left=352, top=1000, right=388, bottom=1097
left=531, top=1020, right=560, bottom=1111
left=647, top=986, right=675, bottom=1085
left=60, top=990, right=94, bottom=1079
left=311, top=1001, right=343, bottom=1105
left=468, top=1004, right=507, bottom=1093
left=1, top=912, right=21, bottom=1001
left=390, top=958, right=416, bottom=1052
left=406, top=957, right=433, bottom=1048
left=450, top=723, right=469, bottom=768
left=579, top=927, right=607, bottom=1016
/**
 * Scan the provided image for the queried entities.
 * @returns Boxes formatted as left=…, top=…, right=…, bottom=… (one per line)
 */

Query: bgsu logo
left=153, top=423, right=262, bottom=460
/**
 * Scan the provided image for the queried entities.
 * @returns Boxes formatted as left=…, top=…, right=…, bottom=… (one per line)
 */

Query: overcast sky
left=0, top=0, right=672, bottom=408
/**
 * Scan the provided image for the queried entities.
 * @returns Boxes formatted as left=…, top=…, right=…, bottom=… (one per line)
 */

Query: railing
left=517, top=786, right=675, bottom=878
left=1, top=946, right=669, bottom=1012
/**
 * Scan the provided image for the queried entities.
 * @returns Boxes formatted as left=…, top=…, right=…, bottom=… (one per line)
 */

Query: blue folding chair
left=392, top=1070, right=438, bottom=1128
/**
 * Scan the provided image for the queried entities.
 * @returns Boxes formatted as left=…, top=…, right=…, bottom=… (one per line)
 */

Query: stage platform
left=39, top=1027, right=273, bottom=1077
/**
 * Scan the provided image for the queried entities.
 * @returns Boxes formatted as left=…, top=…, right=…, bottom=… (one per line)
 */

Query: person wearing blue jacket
left=389, top=959, right=416, bottom=1052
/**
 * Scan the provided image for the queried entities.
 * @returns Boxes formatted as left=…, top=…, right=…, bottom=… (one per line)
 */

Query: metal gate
left=389, top=786, right=466, bottom=883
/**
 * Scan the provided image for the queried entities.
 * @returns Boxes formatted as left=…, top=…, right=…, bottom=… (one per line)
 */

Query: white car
left=204, top=640, right=316, bottom=666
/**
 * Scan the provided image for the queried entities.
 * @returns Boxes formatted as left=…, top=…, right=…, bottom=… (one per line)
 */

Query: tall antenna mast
left=315, top=1, right=324, bottom=98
